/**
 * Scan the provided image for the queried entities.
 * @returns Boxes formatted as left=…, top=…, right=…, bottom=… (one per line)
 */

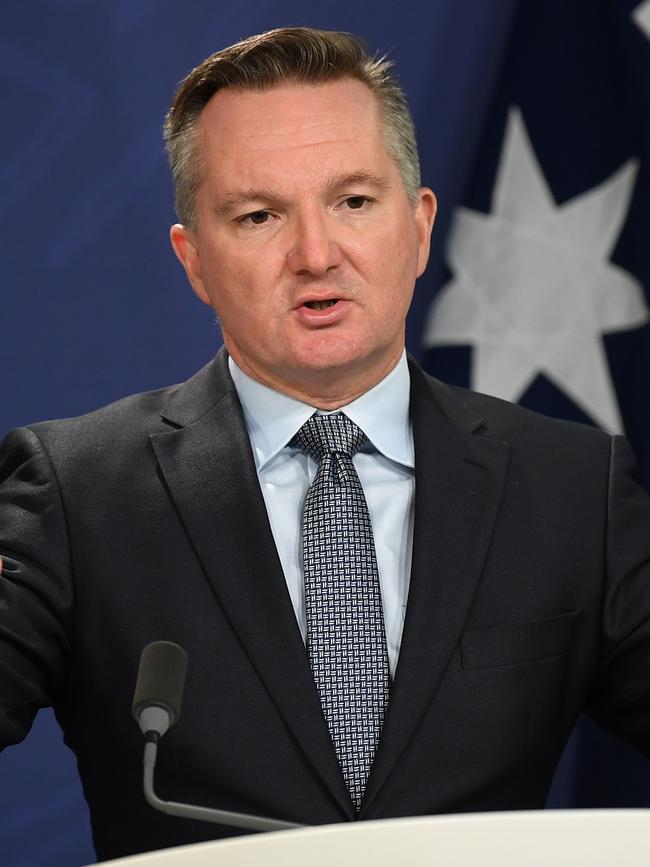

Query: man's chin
left=286, top=348, right=371, bottom=378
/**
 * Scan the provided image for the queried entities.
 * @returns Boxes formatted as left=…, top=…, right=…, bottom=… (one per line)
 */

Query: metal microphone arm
left=141, top=732, right=302, bottom=832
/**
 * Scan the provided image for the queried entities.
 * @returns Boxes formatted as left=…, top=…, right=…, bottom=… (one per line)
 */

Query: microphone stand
left=142, top=732, right=301, bottom=832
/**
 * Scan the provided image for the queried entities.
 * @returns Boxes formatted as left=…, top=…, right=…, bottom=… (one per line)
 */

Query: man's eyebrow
left=213, top=172, right=391, bottom=216
left=326, top=171, right=391, bottom=193
left=214, top=189, right=282, bottom=216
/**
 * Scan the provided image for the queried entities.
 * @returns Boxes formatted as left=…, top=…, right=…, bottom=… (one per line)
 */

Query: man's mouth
left=304, top=299, right=338, bottom=310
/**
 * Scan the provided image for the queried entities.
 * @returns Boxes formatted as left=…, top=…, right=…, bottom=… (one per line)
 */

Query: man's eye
left=344, top=196, right=369, bottom=210
left=240, top=210, right=271, bottom=225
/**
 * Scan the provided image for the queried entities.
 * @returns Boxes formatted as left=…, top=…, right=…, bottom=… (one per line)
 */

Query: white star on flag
left=633, top=0, right=650, bottom=39
left=423, top=107, right=647, bottom=433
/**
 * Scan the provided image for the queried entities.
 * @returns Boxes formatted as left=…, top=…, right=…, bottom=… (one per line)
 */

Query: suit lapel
left=149, top=351, right=354, bottom=817
left=362, top=362, right=510, bottom=814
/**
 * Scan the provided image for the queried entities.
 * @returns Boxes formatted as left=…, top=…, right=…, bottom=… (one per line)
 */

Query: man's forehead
left=197, top=78, right=382, bottom=142
left=191, top=78, right=409, bottom=208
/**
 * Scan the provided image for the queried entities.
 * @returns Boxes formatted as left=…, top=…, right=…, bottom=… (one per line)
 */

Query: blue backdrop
left=2, top=2, right=649, bottom=864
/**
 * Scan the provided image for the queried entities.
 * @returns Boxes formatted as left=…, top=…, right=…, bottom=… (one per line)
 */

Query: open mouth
left=304, top=299, right=338, bottom=310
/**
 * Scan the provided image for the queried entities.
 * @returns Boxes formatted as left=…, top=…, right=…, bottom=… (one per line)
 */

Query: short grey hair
left=163, top=27, right=421, bottom=228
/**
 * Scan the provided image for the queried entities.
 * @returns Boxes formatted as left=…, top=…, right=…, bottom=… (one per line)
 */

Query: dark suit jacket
left=1, top=350, right=650, bottom=860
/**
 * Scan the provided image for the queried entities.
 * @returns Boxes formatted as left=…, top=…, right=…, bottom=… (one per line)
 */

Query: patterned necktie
left=291, top=412, right=390, bottom=810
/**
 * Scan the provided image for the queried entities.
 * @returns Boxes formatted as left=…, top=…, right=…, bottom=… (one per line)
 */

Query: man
left=1, top=26, right=650, bottom=862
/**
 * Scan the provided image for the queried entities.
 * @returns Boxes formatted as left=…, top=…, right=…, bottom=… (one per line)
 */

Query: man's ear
left=170, top=224, right=210, bottom=305
left=414, top=188, right=437, bottom=278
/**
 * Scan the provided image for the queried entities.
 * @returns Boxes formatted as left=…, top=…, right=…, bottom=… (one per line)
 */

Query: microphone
left=132, top=641, right=301, bottom=832
left=132, top=640, right=188, bottom=738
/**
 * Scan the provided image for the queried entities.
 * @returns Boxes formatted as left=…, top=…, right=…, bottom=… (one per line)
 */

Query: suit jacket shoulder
left=19, top=351, right=237, bottom=460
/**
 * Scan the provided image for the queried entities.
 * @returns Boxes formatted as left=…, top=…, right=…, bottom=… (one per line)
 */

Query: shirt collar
left=229, top=352, right=414, bottom=471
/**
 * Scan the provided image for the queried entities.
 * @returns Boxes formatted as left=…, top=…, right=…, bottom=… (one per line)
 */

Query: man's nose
left=287, top=211, right=342, bottom=276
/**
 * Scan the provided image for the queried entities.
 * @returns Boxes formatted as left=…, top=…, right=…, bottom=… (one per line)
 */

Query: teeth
left=305, top=300, right=337, bottom=310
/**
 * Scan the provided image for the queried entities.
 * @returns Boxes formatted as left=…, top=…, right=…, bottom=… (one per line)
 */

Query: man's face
left=171, top=78, right=436, bottom=403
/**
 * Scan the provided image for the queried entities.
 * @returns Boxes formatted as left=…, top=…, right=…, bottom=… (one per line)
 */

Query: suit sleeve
left=0, top=427, right=74, bottom=747
left=586, top=434, right=650, bottom=755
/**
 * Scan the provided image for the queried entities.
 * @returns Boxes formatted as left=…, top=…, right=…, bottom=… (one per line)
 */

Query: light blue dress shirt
left=229, top=353, right=415, bottom=678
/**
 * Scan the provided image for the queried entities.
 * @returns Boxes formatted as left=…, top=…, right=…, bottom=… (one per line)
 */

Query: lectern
left=101, top=809, right=649, bottom=866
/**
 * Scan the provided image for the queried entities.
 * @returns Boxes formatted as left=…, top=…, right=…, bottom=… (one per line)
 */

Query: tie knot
left=291, top=413, right=367, bottom=462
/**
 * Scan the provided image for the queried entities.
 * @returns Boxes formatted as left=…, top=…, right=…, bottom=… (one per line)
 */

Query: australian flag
left=420, top=0, right=650, bottom=805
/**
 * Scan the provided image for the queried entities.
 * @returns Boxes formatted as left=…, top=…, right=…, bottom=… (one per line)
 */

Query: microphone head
left=132, top=641, right=188, bottom=731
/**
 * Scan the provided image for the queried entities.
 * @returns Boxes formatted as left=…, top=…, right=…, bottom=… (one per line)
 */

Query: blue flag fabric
left=422, top=0, right=650, bottom=807
left=423, top=0, right=650, bottom=485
